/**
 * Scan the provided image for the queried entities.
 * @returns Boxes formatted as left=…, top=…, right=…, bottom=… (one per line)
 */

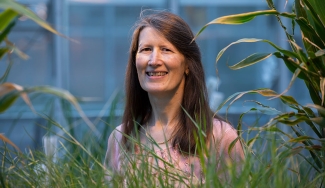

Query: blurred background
left=0, top=0, right=311, bottom=151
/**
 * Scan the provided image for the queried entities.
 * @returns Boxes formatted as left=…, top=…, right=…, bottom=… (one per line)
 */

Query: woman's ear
left=185, top=68, right=189, bottom=76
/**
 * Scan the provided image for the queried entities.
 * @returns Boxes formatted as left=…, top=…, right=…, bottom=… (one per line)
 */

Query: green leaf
left=0, top=0, right=63, bottom=37
left=0, top=90, right=19, bottom=113
left=310, top=117, right=325, bottom=128
left=228, top=53, right=272, bottom=70
left=274, top=52, right=309, bottom=80
left=289, top=136, right=314, bottom=143
left=228, top=137, right=240, bottom=157
left=253, top=88, right=278, bottom=97
left=301, top=0, right=325, bottom=45
left=289, top=41, right=309, bottom=63
left=208, top=10, right=283, bottom=25
left=245, top=100, right=282, bottom=115
left=194, top=10, right=295, bottom=40
left=247, top=135, right=260, bottom=148
left=296, top=17, right=325, bottom=50
left=216, top=38, right=303, bottom=64
left=305, top=0, right=325, bottom=29
left=0, top=48, right=8, bottom=60
left=0, top=82, right=33, bottom=113
left=305, top=81, right=322, bottom=106
left=306, top=104, right=325, bottom=117
left=279, top=95, right=300, bottom=106
left=0, top=8, right=18, bottom=32
left=0, top=13, right=16, bottom=43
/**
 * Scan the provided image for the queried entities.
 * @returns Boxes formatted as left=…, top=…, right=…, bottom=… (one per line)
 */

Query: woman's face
left=135, top=27, right=187, bottom=97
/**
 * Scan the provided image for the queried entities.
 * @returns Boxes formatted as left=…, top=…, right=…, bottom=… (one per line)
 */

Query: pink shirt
left=104, top=119, right=244, bottom=185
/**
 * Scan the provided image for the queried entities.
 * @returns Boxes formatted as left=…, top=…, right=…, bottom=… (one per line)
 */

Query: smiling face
left=135, top=27, right=188, bottom=97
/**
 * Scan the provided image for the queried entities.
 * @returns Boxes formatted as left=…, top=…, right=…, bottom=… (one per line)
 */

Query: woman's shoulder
left=212, top=118, right=236, bottom=136
left=210, top=118, right=239, bottom=145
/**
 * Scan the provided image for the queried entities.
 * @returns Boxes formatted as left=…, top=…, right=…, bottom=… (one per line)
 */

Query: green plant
left=0, top=0, right=99, bottom=145
left=0, top=2, right=104, bottom=186
left=196, top=0, right=325, bottom=185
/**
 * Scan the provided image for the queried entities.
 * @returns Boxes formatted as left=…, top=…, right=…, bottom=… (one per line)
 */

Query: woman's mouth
left=146, top=72, right=168, bottom=76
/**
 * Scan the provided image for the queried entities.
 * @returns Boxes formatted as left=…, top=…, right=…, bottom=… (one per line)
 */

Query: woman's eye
left=162, top=48, right=171, bottom=52
left=140, top=48, right=151, bottom=52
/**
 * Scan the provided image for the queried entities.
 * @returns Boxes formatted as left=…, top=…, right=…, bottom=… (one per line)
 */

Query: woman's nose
left=148, top=50, right=162, bottom=66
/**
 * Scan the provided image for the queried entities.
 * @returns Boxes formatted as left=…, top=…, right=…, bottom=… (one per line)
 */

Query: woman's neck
left=147, top=89, right=184, bottom=129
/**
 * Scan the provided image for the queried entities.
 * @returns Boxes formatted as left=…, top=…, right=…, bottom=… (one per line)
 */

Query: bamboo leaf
left=296, top=17, right=325, bottom=50
left=254, top=88, right=278, bottom=97
left=216, top=38, right=304, bottom=64
left=194, top=10, right=295, bottom=40
left=0, top=0, right=63, bottom=37
left=0, top=82, right=33, bottom=113
left=0, top=8, right=18, bottom=32
left=0, top=90, right=19, bottom=113
left=279, top=95, right=300, bottom=106
left=305, top=0, right=325, bottom=28
left=301, top=0, right=325, bottom=44
left=0, top=14, right=16, bottom=43
left=228, top=53, right=273, bottom=70
left=208, top=10, right=282, bottom=25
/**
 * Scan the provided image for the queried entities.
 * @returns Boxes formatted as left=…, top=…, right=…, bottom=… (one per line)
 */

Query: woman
left=105, top=10, right=244, bottom=186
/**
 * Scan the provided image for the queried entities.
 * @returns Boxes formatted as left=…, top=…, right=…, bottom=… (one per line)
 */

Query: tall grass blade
left=0, top=134, right=20, bottom=152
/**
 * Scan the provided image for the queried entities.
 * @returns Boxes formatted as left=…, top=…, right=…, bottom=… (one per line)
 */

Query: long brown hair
left=122, top=10, right=220, bottom=154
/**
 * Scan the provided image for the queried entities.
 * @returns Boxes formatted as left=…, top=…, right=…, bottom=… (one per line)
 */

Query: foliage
left=1, top=0, right=325, bottom=187
left=196, top=0, right=325, bottom=185
left=0, top=0, right=98, bottom=148
left=1, top=115, right=324, bottom=187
